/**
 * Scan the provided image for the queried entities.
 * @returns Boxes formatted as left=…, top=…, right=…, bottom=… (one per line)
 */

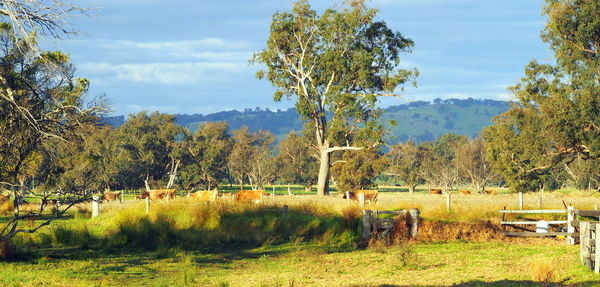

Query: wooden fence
left=499, top=207, right=600, bottom=245
left=362, top=209, right=419, bottom=241
left=579, top=221, right=600, bottom=273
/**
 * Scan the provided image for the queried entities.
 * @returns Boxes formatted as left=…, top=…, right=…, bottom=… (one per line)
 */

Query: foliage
left=179, top=122, right=232, bottom=190
left=484, top=0, right=599, bottom=192
left=455, top=137, right=496, bottom=193
left=277, top=130, right=318, bottom=191
left=254, top=0, right=417, bottom=195
left=331, top=148, right=387, bottom=192
left=0, top=24, right=105, bottom=242
left=386, top=140, right=425, bottom=194
left=418, top=134, right=467, bottom=192
left=228, top=126, right=277, bottom=190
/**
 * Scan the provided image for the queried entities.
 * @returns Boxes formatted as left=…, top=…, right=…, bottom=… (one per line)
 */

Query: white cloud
left=80, top=61, right=247, bottom=85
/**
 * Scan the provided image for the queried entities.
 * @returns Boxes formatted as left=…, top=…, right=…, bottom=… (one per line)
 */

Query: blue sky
left=42, top=0, right=552, bottom=116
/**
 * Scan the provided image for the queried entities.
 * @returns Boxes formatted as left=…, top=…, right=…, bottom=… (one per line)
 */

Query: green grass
left=0, top=241, right=597, bottom=286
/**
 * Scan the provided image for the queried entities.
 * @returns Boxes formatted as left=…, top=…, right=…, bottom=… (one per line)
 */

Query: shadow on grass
left=379, top=280, right=597, bottom=287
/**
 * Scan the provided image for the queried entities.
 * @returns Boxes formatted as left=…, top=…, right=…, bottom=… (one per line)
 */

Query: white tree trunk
left=316, top=148, right=330, bottom=196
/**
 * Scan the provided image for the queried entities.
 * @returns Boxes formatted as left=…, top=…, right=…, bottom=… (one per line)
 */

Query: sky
left=41, top=0, right=552, bottom=116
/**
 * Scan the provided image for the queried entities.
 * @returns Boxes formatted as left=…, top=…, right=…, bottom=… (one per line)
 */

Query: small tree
left=386, top=140, right=424, bottom=194
left=331, top=148, right=386, bottom=192
left=419, top=134, right=467, bottom=193
left=254, top=0, right=417, bottom=196
left=455, top=137, right=495, bottom=193
left=277, top=131, right=318, bottom=193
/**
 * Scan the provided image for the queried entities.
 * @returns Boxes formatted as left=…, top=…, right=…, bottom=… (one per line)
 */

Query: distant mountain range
left=102, top=98, right=511, bottom=144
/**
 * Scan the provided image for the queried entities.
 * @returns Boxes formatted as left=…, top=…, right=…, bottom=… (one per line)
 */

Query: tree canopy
left=254, top=0, right=416, bottom=195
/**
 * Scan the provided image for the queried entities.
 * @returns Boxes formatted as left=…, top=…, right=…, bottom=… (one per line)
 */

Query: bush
left=0, top=240, right=15, bottom=260
left=530, top=261, right=555, bottom=284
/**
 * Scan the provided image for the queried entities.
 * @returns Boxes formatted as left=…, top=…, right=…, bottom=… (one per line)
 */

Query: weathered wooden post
left=519, top=192, right=524, bottom=210
left=595, top=224, right=600, bottom=273
left=446, top=192, right=451, bottom=211
left=358, top=192, right=365, bottom=209
left=92, top=196, right=100, bottom=218
left=409, top=208, right=420, bottom=239
left=282, top=204, right=288, bottom=215
left=120, top=190, right=124, bottom=203
left=580, top=222, right=592, bottom=269
left=567, top=206, right=575, bottom=245
left=362, top=210, right=372, bottom=241
left=145, top=197, right=150, bottom=214
left=538, top=195, right=542, bottom=209
left=272, top=185, right=276, bottom=196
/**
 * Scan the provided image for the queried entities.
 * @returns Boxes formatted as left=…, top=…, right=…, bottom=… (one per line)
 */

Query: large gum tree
left=254, top=0, right=416, bottom=196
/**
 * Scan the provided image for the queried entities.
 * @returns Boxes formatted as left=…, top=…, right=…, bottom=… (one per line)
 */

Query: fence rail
left=579, top=221, right=600, bottom=273
left=499, top=206, right=599, bottom=245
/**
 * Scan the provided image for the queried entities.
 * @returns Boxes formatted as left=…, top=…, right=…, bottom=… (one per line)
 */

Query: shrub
left=0, top=240, right=15, bottom=260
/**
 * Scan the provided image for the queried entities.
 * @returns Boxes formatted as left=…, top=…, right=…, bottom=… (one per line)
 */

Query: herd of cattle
left=0, top=188, right=499, bottom=208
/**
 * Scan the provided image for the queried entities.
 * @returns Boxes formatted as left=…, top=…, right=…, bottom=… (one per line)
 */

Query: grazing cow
left=234, top=190, right=268, bottom=203
left=137, top=190, right=169, bottom=201
left=429, top=189, right=443, bottom=195
left=459, top=189, right=471, bottom=195
left=190, top=190, right=218, bottom=201
left=103, top=191, right=122, bottom=201
left=484, top=190, right=496, bottom=195
left=218, top=192, right=234, bottom=199
left=341, top=190, right=378, bottom=203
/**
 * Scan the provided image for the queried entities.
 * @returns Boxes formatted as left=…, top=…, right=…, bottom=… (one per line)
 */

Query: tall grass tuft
left=530, top=260, right=555, bottom=284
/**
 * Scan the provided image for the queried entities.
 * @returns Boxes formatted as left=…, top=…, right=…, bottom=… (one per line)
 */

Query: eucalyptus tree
left=179, top=122, right=232, bottom=190
left=254, top=0, right=417, bottom=195
left=0, top=25, right=106, bottom=243
left=386, top=140, right=425, bottom=194
left=455, top=138, right=495, bottom=193
left=483, top=0, right=599, bottom=192
left=277, top=131, right=318, bottom=192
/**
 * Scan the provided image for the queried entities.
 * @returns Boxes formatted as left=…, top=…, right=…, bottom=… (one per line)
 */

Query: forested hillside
left=102, top=98, right=510, bottom=143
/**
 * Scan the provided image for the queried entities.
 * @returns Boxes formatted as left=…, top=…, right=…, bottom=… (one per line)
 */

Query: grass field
left=1, top=188, right=600, bottom=286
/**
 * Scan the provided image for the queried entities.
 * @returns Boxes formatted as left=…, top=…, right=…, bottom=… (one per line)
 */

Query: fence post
left=273, top=185, right=276, bottom=196
left=345, top=191, right=350, bottom=203
left=446, top=192, right=451, bottom=212
left=580, top=222, right=592, bottom=269
left=362, top=210, right=372, bottom=241
left=409, top=208, right=420, bottom=239
left=120, top=191, right=123, bottom=203
left=92, top=196, right=100, bottom=218
left=538, top=195, right=542, bottom=209
left=595, top=223, right=600, bottom=273
left=519, top=192, right=523, bottom=210
left=358, top=192, right=365, bottom=209
left=145, top=197, right=150, bottom=214
left=567, top=206, right=575, bottom=245
left=287, top=186, right=292, bottom=196
left=282, top=204, right=288, bottom=215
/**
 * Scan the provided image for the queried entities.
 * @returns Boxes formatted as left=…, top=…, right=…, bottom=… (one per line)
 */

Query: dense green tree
left=179, top=122, right=232, bottom=190
left=331, top=148, right=387, bottom=192
left=386, top=140, right=424, bottom=194
left=484, top=0, right=599, bottom=192
left=277, top=131, right=318, bottom=192
left=113, top=112, right=184, bottom=190
left=254, top=0, right=417, bottom=196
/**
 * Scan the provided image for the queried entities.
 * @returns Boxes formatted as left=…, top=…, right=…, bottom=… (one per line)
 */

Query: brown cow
left=137, top=190, right=169, bottom=201
left=341, top=190, right=378, bottom=203
left=190, top=190, right=218, bottom=201
left=429, top=189, right=443, bottom=195
left=218, top=192, right=234, bottom=199
left=234, top=190, right=268, bottom=203
left=103, top=191, right=122, bottom=201
left=484, top=190, right=497, bottom=195
left=459, top=189, right=471, bottom=195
